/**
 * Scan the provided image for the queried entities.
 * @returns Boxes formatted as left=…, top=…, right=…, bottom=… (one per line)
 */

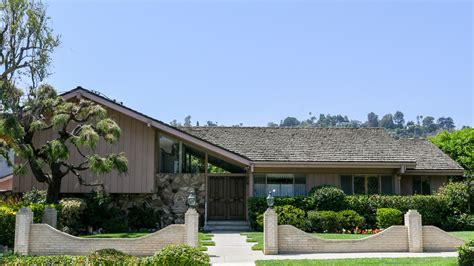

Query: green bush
left=21, top=188, right=47, bottom=205
left=310, top=186, right=347, bottom=211
left=59, top=198, right=87, bottom=234
left=437, top=181, right=470, bottom=215
left=376, top=208, right=403, bottom=229
left=442, top=213, right=474, bottom=231
left=247, top=197, right=310, bottom=230
left=128, top=204, right=160, bottom=230
left=151, top=244, right=210, bottom=266
left=459, top=240, right=474, bottom=266
left=337, top=210, right=365, bottom=230
left=81, top=192, right=128, bottom=233
left=0, top=254, right=86, bottom=265
left=346, top=194, right=448, bottom=229
left=317, top=211, right=341, bottom=233
left=86, top=249, right=138, bottom=265
left=0, top=206, right=16, bottom=247
left=274, top=205, right=310, bottom=231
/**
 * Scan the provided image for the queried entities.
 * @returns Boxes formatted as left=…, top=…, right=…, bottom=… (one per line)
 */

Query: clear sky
left=43, top=0, right=473, bottom=127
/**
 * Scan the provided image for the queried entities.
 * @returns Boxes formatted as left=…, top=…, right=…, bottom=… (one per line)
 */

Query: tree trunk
left=46, top=178, right=62, bottom=204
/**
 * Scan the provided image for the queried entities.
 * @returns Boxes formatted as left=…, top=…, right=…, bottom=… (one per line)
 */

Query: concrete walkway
left=206, top=232, right=458, bottom=266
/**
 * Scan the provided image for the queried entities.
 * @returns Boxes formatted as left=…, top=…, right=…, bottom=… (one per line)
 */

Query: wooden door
left=208, top=176, right=246, bottom=220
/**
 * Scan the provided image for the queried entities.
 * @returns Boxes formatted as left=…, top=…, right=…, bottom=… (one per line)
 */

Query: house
left=0, top=151, right=13, bottom=192
left=12, top=87, right=465, bottom=226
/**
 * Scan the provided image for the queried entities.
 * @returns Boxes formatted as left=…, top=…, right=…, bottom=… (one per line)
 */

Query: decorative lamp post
left=187, top=190, right=197, bottom=209
left=266, top=189, right=275, bottom=208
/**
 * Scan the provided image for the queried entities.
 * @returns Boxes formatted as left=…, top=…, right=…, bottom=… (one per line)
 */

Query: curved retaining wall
left=29, top=224, right=185, bottom=256
left=423, top=226, right=464, bottom=252
left=278, top=225, right=409, bottom=254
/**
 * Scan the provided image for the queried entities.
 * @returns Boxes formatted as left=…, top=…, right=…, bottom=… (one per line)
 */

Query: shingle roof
left=397, top=139, right=464, bottom=171
left=180, top=127, right=416, bottom=163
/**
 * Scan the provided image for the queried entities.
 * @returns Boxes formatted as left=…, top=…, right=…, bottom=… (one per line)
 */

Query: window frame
left=340, top=174, right=394, bottom=195
left=253, top=173, right=307, bottom=197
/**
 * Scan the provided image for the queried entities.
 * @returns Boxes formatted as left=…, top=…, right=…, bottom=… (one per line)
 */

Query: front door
left=208, top=176, right=246, bottom=220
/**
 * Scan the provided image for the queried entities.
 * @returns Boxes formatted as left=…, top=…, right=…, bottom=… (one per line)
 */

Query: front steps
left=204, top=220, right=250, bottom=232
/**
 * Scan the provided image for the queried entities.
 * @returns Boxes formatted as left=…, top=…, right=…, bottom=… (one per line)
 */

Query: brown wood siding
left=400, top=175, right=447, bottom=195
left=306, top=174, right=340, bottom=191
left=13, top=108, right=155, bottom=194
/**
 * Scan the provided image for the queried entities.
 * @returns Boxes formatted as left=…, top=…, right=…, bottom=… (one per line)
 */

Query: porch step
left=204, top=220, right=250, bottom=232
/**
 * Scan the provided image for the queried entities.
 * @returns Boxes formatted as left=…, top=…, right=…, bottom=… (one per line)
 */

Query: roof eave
left=252, top=161, right=416, bottom=169
left=61, top=87, right=252, bottom=167
left=403, top=169, right=465, bottom=176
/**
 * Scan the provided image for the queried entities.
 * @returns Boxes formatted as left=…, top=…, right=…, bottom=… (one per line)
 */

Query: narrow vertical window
left=353, top=176, right=365, bottom=194
left=381, top=176, right=393, bottom=195
left=340, top=175, right=353, bottom=194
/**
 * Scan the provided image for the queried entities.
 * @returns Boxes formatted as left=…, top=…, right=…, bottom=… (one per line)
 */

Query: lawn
left=80, top=232, right=215, bottom=251
left=256, top=257, right=457, bottom=266
left=242, top=231, right=474, bottom=251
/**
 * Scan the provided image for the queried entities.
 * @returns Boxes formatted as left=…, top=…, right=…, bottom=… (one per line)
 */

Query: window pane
left=367, top=176, right=379, bottom=195
left=267, top=174, right=294, bottom=197
left=354, top=176, right=365, bottom=194
left=182, top=145, right=205, bottom=174
left=413, top=176, right=421, bottom=194
left=159, top=135, right=180, bottom=173
left=381, top=176, right=393, bottom=195
left=421, top=177, right=431, bottom=195
left=253, top=174, right=266, bottom=196
left=294, top=175, right=307, bottom=196
left=340, top=176, right=352, bottom=194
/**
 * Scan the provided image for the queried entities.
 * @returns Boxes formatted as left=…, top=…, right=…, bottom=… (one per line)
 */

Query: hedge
left=248, top=193, right=455, bottom=231
left=376, top=208, right=403, bottom=229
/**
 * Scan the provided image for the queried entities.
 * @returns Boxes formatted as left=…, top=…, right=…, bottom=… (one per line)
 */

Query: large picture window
left=340, top=175, right=393, bottom=195
left=253, top=174, right=307, bottom=197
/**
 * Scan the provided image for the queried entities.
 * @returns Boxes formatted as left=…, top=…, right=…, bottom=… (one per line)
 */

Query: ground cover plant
left=0, top=246, right=210, bottom=265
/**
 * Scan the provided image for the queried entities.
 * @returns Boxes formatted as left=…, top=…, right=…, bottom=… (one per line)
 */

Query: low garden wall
left=264, top=209, right=464, bottom=254
left=14, top=207, right=199, bottom=256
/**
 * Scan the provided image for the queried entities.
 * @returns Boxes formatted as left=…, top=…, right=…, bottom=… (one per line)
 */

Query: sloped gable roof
left=397, top=139, right=464, bottom=171
left=180, top=127, right=416, bottom=163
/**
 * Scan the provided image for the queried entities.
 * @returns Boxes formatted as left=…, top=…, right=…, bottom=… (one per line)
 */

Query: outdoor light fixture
left=266, top=189, right=276, bottom=208
left=187, top=190, right=197, bottom=208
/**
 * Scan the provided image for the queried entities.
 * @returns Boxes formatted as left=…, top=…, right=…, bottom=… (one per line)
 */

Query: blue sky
left=44, top=0, right=473, bottom=127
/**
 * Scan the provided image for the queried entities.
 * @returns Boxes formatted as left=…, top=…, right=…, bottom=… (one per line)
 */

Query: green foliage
left=309, top=185, right=347, bottom=211
left=81, top=192, right=128, bottom=233
left=458, top=240, right=474, bottom=266
left=437, top=181, right=470, bottom=215
left=247, top=197, right=310, bottom=230
left=345, top=194, right=447, bottom=228
left=337, top=210, right=365, bottom=230
left=274, top=205, right=310, bottom=231
left=150, top=244, right=210, bottom=266
left=21, top=187, right=47, bottom=204
left=430, top=128, right=473, bottom=177
left=59, top=198, right=86, bottom=234
left=86, top=249, right=137, bottom=266
left=376, top=208, right=403, bottom=229
left=127, top=204, right=160, bottom=230
left=314, top=211, right=340, bottom=233
left=442, top=214, right=474, bottom=231
left=0, top=206, right=16, bottom=247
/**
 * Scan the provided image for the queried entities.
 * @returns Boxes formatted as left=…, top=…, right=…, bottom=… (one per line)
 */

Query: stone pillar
left=185, top=208, right=199, bottom=247
left=14, top=208, right=33, bottom=255
left=405, top=209, right=423, bottom=252
left=42, top=206, right=57, bottom=228
left=264, top=208, right=278, bottom=255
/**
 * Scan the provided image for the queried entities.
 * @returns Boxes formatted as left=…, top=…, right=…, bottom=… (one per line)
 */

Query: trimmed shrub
left=459, top=240, right=474, bottom=266
left=81, top=192, right=128, bottom=233
left=274, top=205, right=310, bottom=231
left=442, top=213, right=474, bottom=231
left=21, top=188, right=47, bottom=205
left=376, top=208, right=403, bottom=229
left=247, top=197, right=310, bottom=230
left=346, top=194, right=447, bottom=229
left=317, top=211, right=340, bottom=233
left=151, top=244, right=210, bottom=266
left=0, top=206, right=16, bottom=247
left=310, top=186, right=347, bottom=211
left=59, top=198, right=87, bottom=234
left=337, top=210, right=365, bottom=230
left=128, top=204, right=160, bottom=230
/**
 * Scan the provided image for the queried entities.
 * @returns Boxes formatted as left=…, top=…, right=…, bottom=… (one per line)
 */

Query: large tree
left=0, top=0, right=60, bottom=90
left=367, top=112, right=379, bottom=127
left=430, top=128, right=473, bottom=178
left=0, top=85, right=128, bottom=203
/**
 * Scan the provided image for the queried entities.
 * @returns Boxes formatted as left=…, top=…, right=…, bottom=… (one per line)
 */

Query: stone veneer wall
left=112, top=173, right=206, bottom=227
